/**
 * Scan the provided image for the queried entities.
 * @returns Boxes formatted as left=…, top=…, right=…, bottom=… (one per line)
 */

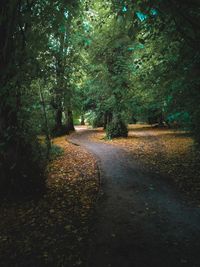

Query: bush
left=92, top=115, right=104, bottom=128
left=167, top=112, right=192, bottom=129
left=0, top=135, right=47, bottom=198
left=49, top=144, right=64, bottom=160
left=0, top=106, right=51, bottom=197
left=86, top=111, right=104, bottom=128
left=51, top=125, right=68, bottom=137
left=106, top=119, right=128, bottom=139
left=129, top=115, right=137, bottom=124
left=192, top=109, right=200, bottom=145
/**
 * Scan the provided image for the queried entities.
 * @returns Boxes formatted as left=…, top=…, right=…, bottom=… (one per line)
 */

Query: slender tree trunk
left=103, top=112, right=107, bottom=129
left=39, top=83, right=51, bottom=159
left=158, top=112, right=164, bottom=127
left=53, top=17, right=65, bottom=136
left=80, top=114, right=85, bottom=125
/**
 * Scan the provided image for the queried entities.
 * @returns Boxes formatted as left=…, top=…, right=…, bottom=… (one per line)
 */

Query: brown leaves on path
left=0, top=136, right=99, bottom=267
left=92, top=124, right=200, bottom=204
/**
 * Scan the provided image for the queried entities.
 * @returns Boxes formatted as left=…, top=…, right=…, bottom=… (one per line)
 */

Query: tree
left=0, top=0, right=49, bottom=195
left=0, top=0, right=82, bottom=194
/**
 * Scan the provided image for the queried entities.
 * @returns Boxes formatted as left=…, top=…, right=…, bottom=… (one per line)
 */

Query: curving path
left=69, top=128, right=200, bottom=267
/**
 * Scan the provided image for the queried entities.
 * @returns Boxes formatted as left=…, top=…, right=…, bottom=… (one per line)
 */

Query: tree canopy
left=0, top=0, right=200, bottom=194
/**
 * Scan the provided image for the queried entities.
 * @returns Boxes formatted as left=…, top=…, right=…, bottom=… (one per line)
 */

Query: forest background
left=0, top=0, right=199, bottom=194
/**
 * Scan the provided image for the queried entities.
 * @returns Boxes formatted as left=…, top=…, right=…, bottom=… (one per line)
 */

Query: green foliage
left=0, top=0, right=82, bottom=196
left=85, top=111, right=104, bottom=128
left=1, top=0, right=200, bottom=197
left=49, top=144, right=64, bottom=160
left=106, top=118, right=128, bottom=139
left=92, top=116, right=104, bottom=128
left=0, top=133, right=47, bottom=197
left=71, top=0, right=200, bottom=142
left=167, top=112, right=192, bottom=129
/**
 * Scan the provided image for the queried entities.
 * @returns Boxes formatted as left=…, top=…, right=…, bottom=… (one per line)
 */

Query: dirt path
left=70, top=128, right=200, bottom=267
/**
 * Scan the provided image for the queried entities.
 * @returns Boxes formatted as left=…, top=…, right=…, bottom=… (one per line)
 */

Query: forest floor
left=0, top=136, right=99, bottom=267
left=91, top=124, right=200, bottom=205
left=69, top=126, right=200, bottom=267
left=1, top=125, right=200, bottom=267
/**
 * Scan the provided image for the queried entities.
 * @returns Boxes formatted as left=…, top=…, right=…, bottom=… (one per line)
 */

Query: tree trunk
left=158, top=112, right=164, bottom=127
left=66, top=108, right=75, bottom=132
left=39, top=83, right=51, bottom=159
left=55, top=108, right=63, bottom=132
left=0, top=1, right=21, bottom=191
left=103, top=111, right=113, bottom=129
left=80, top=114, right=85, bottom=125
left=53, top=19, right=65, bottom=136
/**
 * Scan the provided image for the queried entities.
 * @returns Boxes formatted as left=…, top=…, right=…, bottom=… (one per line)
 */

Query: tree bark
left=55, top=108, right=63, bottom=131
left=66, top=108, right=75, bottom=132
left=80, top=114, right=85, bottom=125
left=39, top=83, right=51, bottom=158
left=103, top=111, right=113, bottom=129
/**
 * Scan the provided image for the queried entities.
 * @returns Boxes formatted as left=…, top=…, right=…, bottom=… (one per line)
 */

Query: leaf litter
left=0, top=136, right=99, bottom=267
left=92, top=124, right=200, bottom=204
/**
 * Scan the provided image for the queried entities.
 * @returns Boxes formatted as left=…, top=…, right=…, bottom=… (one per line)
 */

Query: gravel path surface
left=70, top=128, right=200, bottom=267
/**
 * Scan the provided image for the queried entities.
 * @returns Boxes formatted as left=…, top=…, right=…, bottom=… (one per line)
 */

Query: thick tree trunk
left=55, top=108, right=63, bottom=131
left=66, top=108, right=75, bottom=132
left=0, top=1, right=21, bottom=191
left=103, top=111, right=113, bottom=129
left=106, top=113, right=128, bottom=139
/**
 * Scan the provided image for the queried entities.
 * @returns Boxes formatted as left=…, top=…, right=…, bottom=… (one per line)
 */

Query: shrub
left=86, top=111, right=104, bottom=128
left=0, top=136, right=47, bottom=198
left=167, top=111, right=192, bottom=129
left=106, top=119, right=128, bottom=139
left=51, top=126, right=68, bottom=137
left=49, top=144, right=64, bottom=160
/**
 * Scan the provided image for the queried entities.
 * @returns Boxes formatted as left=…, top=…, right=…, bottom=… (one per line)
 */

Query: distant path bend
left=69, top=128, right=200, bottom=267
